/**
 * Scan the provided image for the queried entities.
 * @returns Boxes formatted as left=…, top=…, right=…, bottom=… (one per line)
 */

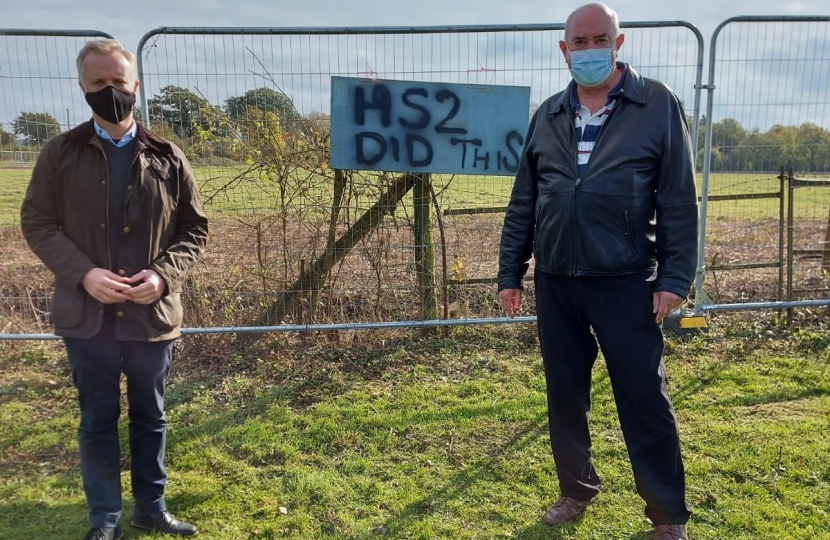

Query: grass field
left=2, top=159, right=829, bottom=538
left=1, top=321, right=828, bottom=539
left=0, top=167, right=32, bottom=227
left=3, top=165, right=829, bottom=227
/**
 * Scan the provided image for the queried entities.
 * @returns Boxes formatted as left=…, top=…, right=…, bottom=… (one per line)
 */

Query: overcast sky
left=1, top=0, right=824, bottom=56
left=1, top=0, right=828, bottom=134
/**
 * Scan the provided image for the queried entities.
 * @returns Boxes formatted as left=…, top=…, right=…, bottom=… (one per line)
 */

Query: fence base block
left=664, top=313, right=708, bottom=336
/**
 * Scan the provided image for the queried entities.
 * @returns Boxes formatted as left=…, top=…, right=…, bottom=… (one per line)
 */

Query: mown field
left=2, top=164, right=829, bottom=227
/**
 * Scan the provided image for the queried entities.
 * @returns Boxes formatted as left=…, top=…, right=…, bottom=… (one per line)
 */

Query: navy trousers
left=64, top=335, right=174, bottom=528
left=534, top=270, right=691, bottom=526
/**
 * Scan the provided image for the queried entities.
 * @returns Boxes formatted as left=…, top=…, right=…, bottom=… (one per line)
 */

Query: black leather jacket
left=498, top=64, right=698, bottom=299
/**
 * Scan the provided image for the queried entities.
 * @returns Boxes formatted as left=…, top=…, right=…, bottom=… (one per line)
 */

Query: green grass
left=0, top=167, right=31, bottom=227
left=3, top=165, right=828, bottom=227
left=701, top=172, right=830, bottom=222
left=1, top=322, right=828, bottom=539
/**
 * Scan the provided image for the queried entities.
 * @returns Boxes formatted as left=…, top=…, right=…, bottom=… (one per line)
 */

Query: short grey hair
left=564, top=3, right=620, bottom=42
left=76, top=39, right=137, bottom=84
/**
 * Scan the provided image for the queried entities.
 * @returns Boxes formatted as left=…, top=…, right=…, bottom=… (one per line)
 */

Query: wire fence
left=136, top=23, right=702, bottom=334
left=694, top=16, right=830, bottom=316
left=3, top=18, right=828, bottom=339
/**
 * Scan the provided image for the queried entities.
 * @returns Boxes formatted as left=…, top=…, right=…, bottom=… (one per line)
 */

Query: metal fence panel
left=695, top=17, right=830, bottom=315
left=130, top=23, right=703, bottom=334
left=1, top=23, right=703, bottom=338
left=0, top=30, right=114, bottom=146
left=0, top=30, right=113, bottom=337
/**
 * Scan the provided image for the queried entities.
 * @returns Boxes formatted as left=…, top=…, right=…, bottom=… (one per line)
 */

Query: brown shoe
left=654, top=524, right=689, bottom=540
left=541, top=496, right=594, bottom=525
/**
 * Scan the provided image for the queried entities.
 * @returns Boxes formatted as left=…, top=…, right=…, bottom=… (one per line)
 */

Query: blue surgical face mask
left=568, top=47, right=615, bottom=87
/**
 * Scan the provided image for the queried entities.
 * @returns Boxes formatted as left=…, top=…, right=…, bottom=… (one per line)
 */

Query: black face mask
left=84, top=86, right=136, bottom=124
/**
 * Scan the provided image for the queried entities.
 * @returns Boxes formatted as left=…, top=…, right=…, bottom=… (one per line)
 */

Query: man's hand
left=499, top=288, right=523, bottom=318
left=653, top=290, right=685, bottom=323
left=81, top=268, right=132, bottom=304
left=124, top=269, right=167, bottom=305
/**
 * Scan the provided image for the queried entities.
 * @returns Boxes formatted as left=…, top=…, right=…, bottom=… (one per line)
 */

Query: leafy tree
left=795, top=122, right=830, bottom=172
left=147, top=85, right=217, bottom=140
left=229, top=107, right=285, bottom=163
left=763, top=125, right=801, bottom=171
left=0, top=124, right=13, bottom=146
left=225, top=87, right=302, bottom=132
left=710, top=118, right=747, bottom=171
left=12, top=112, right=61, bottom=145
left=304, top=110, right=329, bottom=130
left=736, top=128, right=766, bottom=172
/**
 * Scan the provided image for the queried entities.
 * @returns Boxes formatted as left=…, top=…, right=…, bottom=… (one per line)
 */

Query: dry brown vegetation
left=2, top=208, right=829, bottom=337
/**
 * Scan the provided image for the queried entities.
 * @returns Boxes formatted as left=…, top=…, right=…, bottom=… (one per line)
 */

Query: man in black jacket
left=497, top=4, right=697, bottom=540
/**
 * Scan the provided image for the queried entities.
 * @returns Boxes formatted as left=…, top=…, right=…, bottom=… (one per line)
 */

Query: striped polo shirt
left=569, top=65, right=628, bottom=178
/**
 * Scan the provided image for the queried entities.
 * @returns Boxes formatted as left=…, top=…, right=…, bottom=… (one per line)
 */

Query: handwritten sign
left=330, top=76, right=530, bottom=175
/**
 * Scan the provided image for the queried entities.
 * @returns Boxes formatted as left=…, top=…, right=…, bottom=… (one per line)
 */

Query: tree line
left=2, top=86, right=829, bottom=173
left=692, top=117, right=830, bottom=173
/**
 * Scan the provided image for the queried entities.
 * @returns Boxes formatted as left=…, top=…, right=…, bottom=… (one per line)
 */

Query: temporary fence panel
left=129, top=22, right=703, bottom=334
left=1, top=22, right=703, bottom=338
left=695, top=16, right=830, bottom=315
left=0, top=30, right=113, bottom=337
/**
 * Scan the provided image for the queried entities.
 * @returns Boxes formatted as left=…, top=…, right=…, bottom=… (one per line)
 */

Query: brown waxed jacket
left=20, top=120, right=208, bottom=341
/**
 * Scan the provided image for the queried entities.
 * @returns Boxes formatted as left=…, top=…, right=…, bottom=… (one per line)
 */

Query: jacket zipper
left=568, top=100, right=618, bottom=275
left=567, top=104, right=580, bottom=275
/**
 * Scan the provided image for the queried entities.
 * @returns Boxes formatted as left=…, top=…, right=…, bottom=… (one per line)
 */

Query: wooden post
left=413, top=173, right=438, bottom=321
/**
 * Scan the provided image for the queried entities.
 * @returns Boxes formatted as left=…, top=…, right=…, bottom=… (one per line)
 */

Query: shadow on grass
left=512, top=521, right=655, bottom=540
left=668, top=355, right=830, bottom=409
left=0, top=487, right=209, bottom=538
left=0, top=499, right=89, bottom=539
left=4, top=326, right=827, bottom=538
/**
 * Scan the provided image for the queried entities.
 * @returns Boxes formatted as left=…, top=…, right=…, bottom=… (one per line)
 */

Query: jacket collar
left=65, top=119, right=173, bottom=153
left=548, top=62, right=646, bottom=115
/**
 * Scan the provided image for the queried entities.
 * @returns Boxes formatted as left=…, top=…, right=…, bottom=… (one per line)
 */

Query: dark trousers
left=534, top=270, right=691, bottom=525
left=64, top=336, right=174, bottom=528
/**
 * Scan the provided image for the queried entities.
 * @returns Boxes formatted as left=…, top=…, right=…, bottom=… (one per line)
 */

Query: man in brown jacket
left=20, top=39, right=208, bottom=540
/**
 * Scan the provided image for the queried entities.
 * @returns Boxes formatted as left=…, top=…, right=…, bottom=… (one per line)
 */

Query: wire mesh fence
left=695, top=16, right=830, bottom=314
left=0, top=30, right=115, bottom=149
left=0, top=30, right=115, bottom=337
left=20, top=20, right=830, bottom=338
left=127, top=23, right=704, bottom=333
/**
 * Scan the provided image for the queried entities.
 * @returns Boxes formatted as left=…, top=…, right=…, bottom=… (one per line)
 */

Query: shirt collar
left=93, top=120, right=137, bottom=148
left=569, top=62, right=629, bottom=110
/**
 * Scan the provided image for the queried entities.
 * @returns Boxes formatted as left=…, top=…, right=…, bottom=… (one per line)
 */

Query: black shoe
left=130, top=511, right=198, bottom=536
left=83, top=525, right=123, bottom=540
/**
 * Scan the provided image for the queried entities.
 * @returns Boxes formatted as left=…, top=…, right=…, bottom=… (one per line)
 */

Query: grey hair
left=564, top=3, right=621, bottom=41
left=76, top=39, right=137, bottom=83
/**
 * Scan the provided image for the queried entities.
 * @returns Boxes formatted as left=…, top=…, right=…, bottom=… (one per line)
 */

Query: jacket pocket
left=623, top=208, right=637, bottom=256
left=151, top=292, right=183, bottom=331
left=50, top=286, right=85, bottom=330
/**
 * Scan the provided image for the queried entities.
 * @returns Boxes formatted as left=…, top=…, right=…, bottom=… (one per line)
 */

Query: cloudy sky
left=1, top=0, right=828, bottom=134
left=0, top=0, right=823, bottom=51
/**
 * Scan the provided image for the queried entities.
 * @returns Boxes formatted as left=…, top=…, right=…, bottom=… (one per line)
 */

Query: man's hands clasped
left=81, top=268, right=166, bottom=305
